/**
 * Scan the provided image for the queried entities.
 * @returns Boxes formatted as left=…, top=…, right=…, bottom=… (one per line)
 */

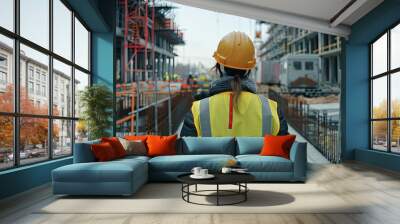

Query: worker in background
left=180, top=31, right=288, bottom=137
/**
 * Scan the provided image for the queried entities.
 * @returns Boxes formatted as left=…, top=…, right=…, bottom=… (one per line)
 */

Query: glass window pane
left=372, top=33, right=387, bottom=76
left=53, top=59, right=72, bottom=117
left=372, top=76, right=387, bottom=119
left=391, top=72, right=400, bottom=118
left=0, top=116, right=14, bottom=170
left=74, top=69, right=89, bottom=118
left=0, top=0, right=14, bottom=31
left=0, top=35, right=14, bottom=113
left=20, top=44, right=49, bottom=115
left=293, top=61, right=302, bottom=70
left=391, top=120, right=400, bottom=153
left=305, top=61, right=313, bottom=70
left=53, top=0, right=72, bottom=60
left=53, top=119, right=72, bottom=157
left=391, top=24, right=400, bottom=70
left=75, top=18, right=89, bottom=70
left=372, top=121, right=388, bottom=151
left=20, top=0, right=49, bottom=49
left=75, top=120, right=88, bottom=143
left=20, top=117, right=49, bottom=165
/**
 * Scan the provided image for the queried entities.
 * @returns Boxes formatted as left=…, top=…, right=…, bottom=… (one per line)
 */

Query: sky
left=171, top=3, right=269, bottom=68
left=372, top=30, right=400, bottom=108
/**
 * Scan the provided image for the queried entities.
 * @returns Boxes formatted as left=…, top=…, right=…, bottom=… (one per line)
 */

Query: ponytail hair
left=231, top=74, right=242, bottom=110
left=215, top=63, right=249, bottom=110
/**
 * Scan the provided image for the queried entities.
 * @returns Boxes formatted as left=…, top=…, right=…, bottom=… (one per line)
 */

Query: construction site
left=113, top=0, right=342, bottom=162
left=115, top=0, right=195, bottom=136
left=254, top=23, right=342, bottom=162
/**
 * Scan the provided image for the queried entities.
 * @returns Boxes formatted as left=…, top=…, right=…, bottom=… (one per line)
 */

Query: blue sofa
left=52, top=137, right=307, bottom=196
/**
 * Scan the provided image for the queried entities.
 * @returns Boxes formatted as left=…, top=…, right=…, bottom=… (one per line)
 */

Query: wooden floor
left=1, top=161, right=400, bottom=224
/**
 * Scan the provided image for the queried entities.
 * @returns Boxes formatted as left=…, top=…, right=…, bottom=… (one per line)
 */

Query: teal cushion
left=236, top=155, right=293, bottom=172
left=180, top=137, right=235, bottom=155
left=149, top=154, right=235, bottom=172
left=53, top=159, right=147, bottom=183
left=236, top=137, right=264, bottom=155
left=73, top=139, right=101, bottom=163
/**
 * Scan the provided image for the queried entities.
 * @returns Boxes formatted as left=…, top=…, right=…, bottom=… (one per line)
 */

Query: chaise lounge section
left=52, top=137, right=307, bottom=196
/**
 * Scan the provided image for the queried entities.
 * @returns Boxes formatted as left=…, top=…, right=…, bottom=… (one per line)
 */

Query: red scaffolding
left=116, top=0, right=186, bottom=135
left=116, top=0, right=156, bottom=134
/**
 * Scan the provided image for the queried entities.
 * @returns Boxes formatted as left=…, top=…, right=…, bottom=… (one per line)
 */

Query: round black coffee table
left=177, top=173, right=255, bottom=206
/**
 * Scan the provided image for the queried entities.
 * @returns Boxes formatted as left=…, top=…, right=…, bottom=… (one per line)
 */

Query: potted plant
left=79, top=84, right=113, bottom=140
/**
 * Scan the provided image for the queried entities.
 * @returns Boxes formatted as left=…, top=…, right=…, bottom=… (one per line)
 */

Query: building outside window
left=0, top=54, right=7, bottom=67
left=35, top=83, right=40, bottom=95
left=0, top=54, right=7, bottom=88
left=28, top=67, right=34, bottom=80
left=28, top=81, right=34, bottom=94
left=35, top=70, right=40, bottom=81
left=0, top=71, right=6, bottom=84
left=41, top=85, right=46, bottom=97
left=0, top=0, right=91, bottom=170
left=371, top=23, right=400, bottom=153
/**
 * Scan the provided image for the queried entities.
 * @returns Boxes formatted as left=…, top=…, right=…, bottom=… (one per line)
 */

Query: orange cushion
left=101, top=137, right=127, bottom=158
left=124, top=135, right=148, bottom=142
left=91, top=142, right=117, bottom=162
left=259, top=135, right=296, bottom=159
left=146, top=135, right=177, bottom=157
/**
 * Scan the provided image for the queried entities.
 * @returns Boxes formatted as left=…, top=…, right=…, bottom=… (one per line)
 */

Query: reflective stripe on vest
left=199, top=98, right=211, bottom=137
left=198, top=94, right=273, bottom=137
left=259, top=95, right=273, bottom=135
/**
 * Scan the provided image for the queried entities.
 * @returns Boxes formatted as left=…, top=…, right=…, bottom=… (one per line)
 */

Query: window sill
left=0, top=156, right=72, bottom=175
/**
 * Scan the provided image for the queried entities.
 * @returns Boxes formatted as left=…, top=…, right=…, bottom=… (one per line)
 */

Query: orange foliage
left=373, top=99, right=400, bottom=140
left=0, top=85, right=59, bottom=149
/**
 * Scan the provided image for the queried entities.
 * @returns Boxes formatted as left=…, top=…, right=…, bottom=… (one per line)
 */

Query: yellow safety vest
left=191, top=91, right=280, bottom=137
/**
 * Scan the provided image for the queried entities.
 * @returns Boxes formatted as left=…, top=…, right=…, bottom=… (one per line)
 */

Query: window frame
left=369, top=20, right=400, bottom=154
left=0, top=0, right=92, bottom=171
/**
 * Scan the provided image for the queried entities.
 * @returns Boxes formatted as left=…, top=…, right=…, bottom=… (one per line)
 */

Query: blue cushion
left=236, top=137, right=264, bottom=155
left=236, top=155, right=293, bottom=172
left=52, top=157, right=148, bottom=195
left=289, top=142, right=307, bottom=181
left=180, top=137, right=235, bottom=155
left=53, top=159, right=147, bottom=183
left=73, top=139, right=100, bottom=163
left=149, top=154, right=235, bottom=172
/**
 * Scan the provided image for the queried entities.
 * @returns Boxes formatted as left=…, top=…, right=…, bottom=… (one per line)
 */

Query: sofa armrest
left=289, top=142, right=307, bottom=181
left=73, top=142, right=98, bottom=163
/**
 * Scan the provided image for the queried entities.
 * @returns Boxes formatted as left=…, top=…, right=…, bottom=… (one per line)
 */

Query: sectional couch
left=52, top=137, right=307, bottom=196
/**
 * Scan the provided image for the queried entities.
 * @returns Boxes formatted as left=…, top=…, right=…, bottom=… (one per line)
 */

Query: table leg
left=245, top=183, right=247, bottom=201
left=217, top=184, right=219, bottom=206
left=181, top=184, right=183, bottom=199
left=187, top=184, right=190, bottom=202
left=195, top=184, right=198, bottom=192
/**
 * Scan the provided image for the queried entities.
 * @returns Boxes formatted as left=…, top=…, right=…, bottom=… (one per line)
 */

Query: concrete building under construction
left=115, top=0, right=187, bottom=136
left=258, top=23, right=342, bottom=87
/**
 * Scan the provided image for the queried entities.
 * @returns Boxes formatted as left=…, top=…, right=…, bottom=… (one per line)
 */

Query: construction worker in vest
left=180, top=31, right=288, bottom=137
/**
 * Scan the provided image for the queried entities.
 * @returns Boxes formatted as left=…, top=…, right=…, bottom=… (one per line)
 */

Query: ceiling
left=168, top=0, right=384, bottom=37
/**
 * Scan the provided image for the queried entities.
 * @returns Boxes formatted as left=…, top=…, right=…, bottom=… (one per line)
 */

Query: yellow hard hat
left=213, top=31, right=256, bottom=70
